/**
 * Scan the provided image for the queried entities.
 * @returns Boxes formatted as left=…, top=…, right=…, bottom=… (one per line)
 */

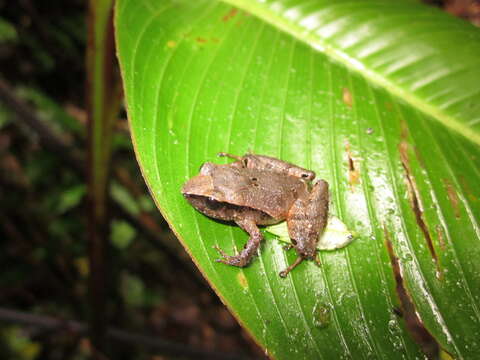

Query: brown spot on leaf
left=459, top=175, right=477, bottom=202
left=196, top=37, right=207, bottom=44
left=435, top=225, right=447, bottom=251
left=222, top=8, right=238, bottom=22
left=166, top=40, right=176, bottom=48
left=237, top=272, right=248, bottom=290
left=342, top=87, right=353, bottom=107
left=384, top=227, right=440, bottom=360
left=399, top=135, right=441, bottom=278
left=345, top=141, right=360, bottom=191
left=443, top=179, right=460, bottom=219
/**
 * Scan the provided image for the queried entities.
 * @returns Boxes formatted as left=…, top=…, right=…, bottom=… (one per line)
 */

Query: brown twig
left=0, top=307, right=252, bottom=360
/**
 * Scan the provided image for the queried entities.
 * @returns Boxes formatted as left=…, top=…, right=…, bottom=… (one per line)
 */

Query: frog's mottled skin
left=182, top=153, right=329, bottom=277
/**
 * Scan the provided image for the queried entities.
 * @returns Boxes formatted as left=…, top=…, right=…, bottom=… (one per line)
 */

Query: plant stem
left=0, top=307, right=251, bottom=360
left=86, top=0, right=121, bottom=354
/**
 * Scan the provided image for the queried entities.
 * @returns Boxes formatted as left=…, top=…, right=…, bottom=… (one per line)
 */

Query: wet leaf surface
left=116, top=0, right=480, bottom=358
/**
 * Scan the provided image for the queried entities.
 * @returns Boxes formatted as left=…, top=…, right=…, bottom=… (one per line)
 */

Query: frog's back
left=211, top=167, right=307, bottom=219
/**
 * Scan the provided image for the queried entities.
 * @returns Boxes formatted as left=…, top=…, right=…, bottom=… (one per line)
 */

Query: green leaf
left=266, top=216, right=356, bottom=250
left=56, top=184, right=86, bottom=214
left=111, top=219, right=136, bottom=249
left=115, top=0, right=480, bottom=359
left=0, top=17, right=17, bottom=43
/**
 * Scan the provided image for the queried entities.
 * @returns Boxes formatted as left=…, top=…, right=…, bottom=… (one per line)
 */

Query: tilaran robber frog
left=181, top=153, right=329, bottom=277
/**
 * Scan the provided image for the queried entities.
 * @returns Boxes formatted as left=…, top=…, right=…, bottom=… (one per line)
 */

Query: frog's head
left=182, top=173, right=215, bottom=198
left=182, top=169, right=238, bottom=222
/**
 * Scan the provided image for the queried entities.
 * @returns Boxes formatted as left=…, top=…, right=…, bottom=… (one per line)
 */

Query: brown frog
left=181, top=153, right=329, bottom=277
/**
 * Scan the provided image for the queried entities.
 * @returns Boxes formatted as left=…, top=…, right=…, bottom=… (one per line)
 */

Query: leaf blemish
left=459, top=175, right=477, bottom=202
left=345, top=141, right=360, bottom=191
left=384, top=227, right=441, bottom=360
left=342, top=87, right=353, bottom=107
left=442, top=179, right=460, bottom=219
left=312, top=302, right=331, bottom=328
left=399, top=138, right=441, bottom=279
left=435, top=225, right=447, bottom=251
left=196, top=37, right=207, bottom=44
left=237, top=272, right=248, bottom=290
left=222, top=8, right=238, bottom=22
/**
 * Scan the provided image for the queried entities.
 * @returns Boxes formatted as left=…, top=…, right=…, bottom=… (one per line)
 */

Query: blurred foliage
left=0, top=17, right=17, bottom=43
left=111, top=219, right=136, bottom=250
left=1, top=327, right=41, bottom=360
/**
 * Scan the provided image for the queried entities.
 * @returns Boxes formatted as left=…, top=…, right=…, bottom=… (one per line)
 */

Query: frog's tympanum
left=182, top=153, right=329, bottom=277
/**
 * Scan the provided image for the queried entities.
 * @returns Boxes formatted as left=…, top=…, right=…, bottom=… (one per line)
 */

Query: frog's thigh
left=287, top=180, right=329, bottom=241
left=216, top=217, right=263, bottom=267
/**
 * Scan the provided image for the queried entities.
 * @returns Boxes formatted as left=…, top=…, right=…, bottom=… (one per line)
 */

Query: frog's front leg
left=281, top=180, right=329, bottom=276
left=214, top=216, right=263, bottom=267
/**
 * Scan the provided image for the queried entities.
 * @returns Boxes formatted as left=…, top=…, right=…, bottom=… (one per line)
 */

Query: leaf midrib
left=221, top=0, right=480, bottom=145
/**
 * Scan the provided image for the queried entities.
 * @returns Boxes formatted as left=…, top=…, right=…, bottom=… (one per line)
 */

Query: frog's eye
left=243, top=158, right=249, bottom=167
left=300, top=172, right=315, bottom=180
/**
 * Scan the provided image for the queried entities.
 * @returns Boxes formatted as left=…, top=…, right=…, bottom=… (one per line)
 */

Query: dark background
left=0, top=0, right=478, bottom=359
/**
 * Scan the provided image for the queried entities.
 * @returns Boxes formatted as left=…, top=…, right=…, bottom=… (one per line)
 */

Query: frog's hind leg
left=279, top=256, right=304, bottom=277
left=243, top=154, right=316, bottom=180
left=286, top=179, right=329, bottom=260
left=280, top=181, right=328, bottom=277
left=214, top=217, right=263, bottom=267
